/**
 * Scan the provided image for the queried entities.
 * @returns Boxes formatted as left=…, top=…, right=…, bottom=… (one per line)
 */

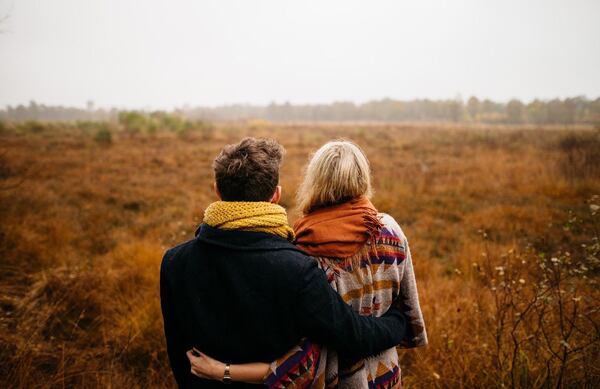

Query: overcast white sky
left=0, top=0, right=599, bottom=109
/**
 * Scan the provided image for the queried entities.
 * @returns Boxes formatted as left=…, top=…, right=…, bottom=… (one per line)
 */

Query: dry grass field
left=1, top=122, right=599, bottom=388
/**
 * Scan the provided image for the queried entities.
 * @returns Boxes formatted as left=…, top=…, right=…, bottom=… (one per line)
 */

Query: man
left=160, top=137, right=407, bottom=388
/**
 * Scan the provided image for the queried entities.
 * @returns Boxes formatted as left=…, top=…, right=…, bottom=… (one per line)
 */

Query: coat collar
left=195, top=224, right=305, bottom=253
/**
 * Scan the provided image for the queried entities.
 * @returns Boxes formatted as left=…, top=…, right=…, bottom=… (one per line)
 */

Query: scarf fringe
left=362, top=212, right=384, bottom=247
left=295, top=196, right=384, bottom=259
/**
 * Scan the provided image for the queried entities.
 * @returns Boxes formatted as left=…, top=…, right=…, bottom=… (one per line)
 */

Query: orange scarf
left=294, top=196, right=383, bottom=258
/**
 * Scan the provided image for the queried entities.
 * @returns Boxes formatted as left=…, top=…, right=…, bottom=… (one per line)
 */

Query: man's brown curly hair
left=213, top=137, right=285, bottom=201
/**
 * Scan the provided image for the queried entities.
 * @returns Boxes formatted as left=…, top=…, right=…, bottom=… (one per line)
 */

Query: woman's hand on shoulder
left=186, top=348, right=225, bottom=381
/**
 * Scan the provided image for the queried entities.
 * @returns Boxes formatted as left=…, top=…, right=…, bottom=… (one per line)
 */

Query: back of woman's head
left=297, top=140, right=372, bottom=214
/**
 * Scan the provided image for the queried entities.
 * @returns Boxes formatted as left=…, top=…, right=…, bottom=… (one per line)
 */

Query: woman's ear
left=213, top=182, right=222, bottom=200
left=270, top=186, right=282, bottom=204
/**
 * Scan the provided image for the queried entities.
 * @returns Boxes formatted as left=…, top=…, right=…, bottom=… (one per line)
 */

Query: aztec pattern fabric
left=264, top=214, right=428, bottom=389
left=264, top=338, right=326, bottom=389
left=203, top=201, right=295, bottom=242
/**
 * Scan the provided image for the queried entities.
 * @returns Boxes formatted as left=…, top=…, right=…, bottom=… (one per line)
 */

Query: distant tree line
left=0, top=101, right=116, bottom=122
left=186, top=97, right=600, bottom=125
left=2, top=96, right=599, bottom=125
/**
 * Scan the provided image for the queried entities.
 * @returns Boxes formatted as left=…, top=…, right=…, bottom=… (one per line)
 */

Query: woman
left=187, top=140, right=427, bottom=388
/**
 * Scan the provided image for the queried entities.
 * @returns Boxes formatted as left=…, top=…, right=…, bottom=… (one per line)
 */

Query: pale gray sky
left=0, top=0, right=599, bottom=109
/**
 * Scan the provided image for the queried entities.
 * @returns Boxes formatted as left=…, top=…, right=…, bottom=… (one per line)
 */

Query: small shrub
left=471, top=208, right=600, bottom=388
left=145, top=120, right=158, bottom=136
left=20, top=120, right=46, bottom=133
left=175, top=121, right=194, bottom=140
left=94, top=127, right=113, bottom=145
left=118, top=111, right=147, bottom=136
left=558, top=133, right=600, bottom=179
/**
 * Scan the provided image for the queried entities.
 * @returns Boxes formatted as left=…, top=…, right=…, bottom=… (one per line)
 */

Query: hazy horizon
left=1, top=0, right=599, bottom=110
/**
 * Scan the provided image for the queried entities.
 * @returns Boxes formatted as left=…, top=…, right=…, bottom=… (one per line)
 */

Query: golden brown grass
left=0, top=123, right=599, bottom=388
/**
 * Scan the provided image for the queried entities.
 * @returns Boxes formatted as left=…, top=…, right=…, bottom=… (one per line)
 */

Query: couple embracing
left=160, top=137, right=427, bottom=389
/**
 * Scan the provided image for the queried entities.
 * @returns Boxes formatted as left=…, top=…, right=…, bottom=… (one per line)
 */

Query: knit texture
left=203, top=201, right=295, bottom=242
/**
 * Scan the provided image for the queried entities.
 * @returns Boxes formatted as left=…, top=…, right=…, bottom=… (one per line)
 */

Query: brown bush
left=558, top=132, right=600, bottom=179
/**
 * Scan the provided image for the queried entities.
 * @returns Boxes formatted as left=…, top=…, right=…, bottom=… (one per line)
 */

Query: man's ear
left=213, top=182, right=222, bottom=200
left=270, top=186, right=282, bottom=204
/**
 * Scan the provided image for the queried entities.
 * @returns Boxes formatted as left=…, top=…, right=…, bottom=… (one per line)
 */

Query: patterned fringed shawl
left=264, top=214, right=428, bottom=389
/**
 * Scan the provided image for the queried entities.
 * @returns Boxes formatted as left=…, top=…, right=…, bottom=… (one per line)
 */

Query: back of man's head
left=213, top=137, right=284, bottom=201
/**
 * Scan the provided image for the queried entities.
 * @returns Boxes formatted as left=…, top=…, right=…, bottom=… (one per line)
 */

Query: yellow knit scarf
left=203, top=201, right=295, bottom=242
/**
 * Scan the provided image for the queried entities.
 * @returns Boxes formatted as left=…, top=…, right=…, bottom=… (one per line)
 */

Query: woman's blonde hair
left=296, top=140, right=372, bottom=215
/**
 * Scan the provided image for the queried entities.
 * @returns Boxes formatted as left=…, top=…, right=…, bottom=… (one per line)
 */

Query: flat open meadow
left=1, top=122, right=599, bottom=388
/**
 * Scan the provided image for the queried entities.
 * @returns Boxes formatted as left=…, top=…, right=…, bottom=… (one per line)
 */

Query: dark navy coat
left=160, top=224, right=407, bottom=388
